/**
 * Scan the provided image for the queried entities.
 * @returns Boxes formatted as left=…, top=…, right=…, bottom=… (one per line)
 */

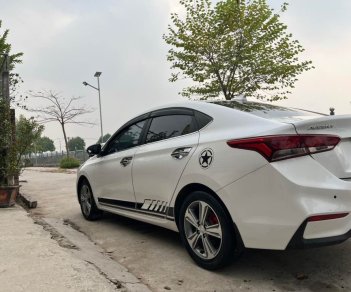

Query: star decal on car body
left=199, top=148, right=214, bottom=169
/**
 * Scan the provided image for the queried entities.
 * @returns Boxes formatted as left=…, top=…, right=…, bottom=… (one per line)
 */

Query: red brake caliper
left=208, top=212, right=218, bottom=225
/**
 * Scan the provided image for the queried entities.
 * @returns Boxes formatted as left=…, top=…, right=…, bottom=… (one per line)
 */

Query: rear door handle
left=120, top=156, right=133, bottom=167
left=171, top=147, right=192, bottom=160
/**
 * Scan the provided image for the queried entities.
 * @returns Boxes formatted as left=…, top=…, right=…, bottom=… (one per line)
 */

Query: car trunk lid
left=291, top=115, right=351, bottom=179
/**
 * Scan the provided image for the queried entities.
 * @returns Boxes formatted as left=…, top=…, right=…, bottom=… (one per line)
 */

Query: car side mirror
left=86, top=144, right=102, bottom=157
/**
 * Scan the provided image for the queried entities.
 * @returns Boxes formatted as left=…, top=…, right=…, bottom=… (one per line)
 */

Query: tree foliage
left=163, top=0, right=314, bottom=101
left=35, top=136, right=55, bottom=152
left=97, top=133, right=111, bottom=144
left=0, top=20, right=24, bottom=104
left=0, top=21, right=24, bottom=185
left=0, top=99, right=14, bottom=184
left=0, top=113, right=43, bottom=185
left=68, top=136, right=85, bottom=151
left=28, top=90, right=94, bottom=157
left=0, top=20, right=23, bottom=71
left=16, top=115, right=44, bottom=161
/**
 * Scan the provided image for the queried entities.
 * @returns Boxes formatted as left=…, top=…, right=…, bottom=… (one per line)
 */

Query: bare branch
left=27, top=91, right=95, bottom=156
left=65, top=121, right=95, bottom=126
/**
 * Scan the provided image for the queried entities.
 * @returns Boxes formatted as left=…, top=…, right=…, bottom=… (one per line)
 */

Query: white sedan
left=77, top=100, right=351, bottom=270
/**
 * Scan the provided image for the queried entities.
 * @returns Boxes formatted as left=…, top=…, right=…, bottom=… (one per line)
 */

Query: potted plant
left=0, top=99, right=43, bottom=207
left=0, top=98, right=18, bottom=207
left=0, top=26, right=25, bottom=206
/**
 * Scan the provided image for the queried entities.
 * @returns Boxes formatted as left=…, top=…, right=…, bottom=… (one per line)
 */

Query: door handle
left=171, top=147, right=192, bottom=160
left=120, top=156, right=133, bottom=167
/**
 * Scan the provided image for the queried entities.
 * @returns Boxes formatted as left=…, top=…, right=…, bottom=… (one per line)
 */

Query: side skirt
left=98, top=197, right=175, bottom=221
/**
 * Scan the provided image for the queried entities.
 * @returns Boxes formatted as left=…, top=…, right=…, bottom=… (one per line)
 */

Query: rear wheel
left=79, top=180, right=103, bottom=220
left=179, top=191, right=242, bottom=270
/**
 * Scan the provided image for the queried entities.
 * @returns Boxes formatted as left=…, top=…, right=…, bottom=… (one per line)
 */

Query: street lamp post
left=83, top=72, right=104, bottom=143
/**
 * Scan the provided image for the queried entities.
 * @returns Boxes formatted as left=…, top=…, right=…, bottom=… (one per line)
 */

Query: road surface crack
left=32, top=217, right=79, bottom=250
left=85, top=260, right=126, bottom=291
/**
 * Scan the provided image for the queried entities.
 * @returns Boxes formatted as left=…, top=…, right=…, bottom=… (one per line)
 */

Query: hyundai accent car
left=77, top=100, right=351, bottom=270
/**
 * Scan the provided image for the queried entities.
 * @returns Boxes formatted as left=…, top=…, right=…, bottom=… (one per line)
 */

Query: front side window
left=146, top=115, right=194, bottom=143
left=105, top=120, right=146, bottom=154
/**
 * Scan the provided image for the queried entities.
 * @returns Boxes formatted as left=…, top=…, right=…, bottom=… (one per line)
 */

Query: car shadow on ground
left=101, top=212, right=181, bottom=246
left=82, top=212, right=351, bottom=292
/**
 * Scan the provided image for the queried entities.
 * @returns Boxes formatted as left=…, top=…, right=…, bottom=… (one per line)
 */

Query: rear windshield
left=211, top=101, right=326, bottom=121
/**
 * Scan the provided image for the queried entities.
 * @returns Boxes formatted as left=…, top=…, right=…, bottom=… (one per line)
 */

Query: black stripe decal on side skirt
left=98, top=197, right=175, bottom=221
left=98, top=198, right=135, bottom=209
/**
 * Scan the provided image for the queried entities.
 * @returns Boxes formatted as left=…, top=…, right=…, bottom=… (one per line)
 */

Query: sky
left=1, top=0, right=351, bottom=150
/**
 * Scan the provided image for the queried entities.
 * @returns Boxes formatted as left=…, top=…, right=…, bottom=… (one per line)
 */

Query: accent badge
left=199, top=148, right=214, bottom=169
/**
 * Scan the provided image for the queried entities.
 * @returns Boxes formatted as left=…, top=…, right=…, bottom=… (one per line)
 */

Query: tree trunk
left=213, top=69, right=229, bottom=100
left=61, top=122, right=69, bottom=157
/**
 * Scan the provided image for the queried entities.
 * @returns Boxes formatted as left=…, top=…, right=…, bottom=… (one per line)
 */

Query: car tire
left=79, top=180, right=103, bottom=220
left=179, top=190, right=243, bottom=270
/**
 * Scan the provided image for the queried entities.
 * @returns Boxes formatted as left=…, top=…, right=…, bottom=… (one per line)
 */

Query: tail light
left=307, top=213, right=349, bottom=222
left=227, top=135, right=340, bottom=162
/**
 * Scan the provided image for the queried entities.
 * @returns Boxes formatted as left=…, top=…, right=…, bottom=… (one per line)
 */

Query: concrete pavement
left=0, top=205, right=117, bottom=292
left=19, top=167, right=351, bottom=292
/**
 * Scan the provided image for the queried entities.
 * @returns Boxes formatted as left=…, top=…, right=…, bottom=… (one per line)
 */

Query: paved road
left=21, top=168, right=351, bottom=292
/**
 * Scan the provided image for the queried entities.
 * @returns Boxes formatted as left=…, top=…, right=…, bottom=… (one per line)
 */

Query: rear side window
left=194, top=111, right=213, bottom=129
left=146, top=115, right=195, bottom=143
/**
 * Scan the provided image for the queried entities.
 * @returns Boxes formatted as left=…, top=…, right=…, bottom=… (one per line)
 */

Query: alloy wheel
left=80, top=184, right=92, bottom=216
left=183, top=200, right=222, bottom=260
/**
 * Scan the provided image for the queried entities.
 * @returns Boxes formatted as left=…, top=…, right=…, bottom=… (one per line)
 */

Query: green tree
left=67, top=136, right=86, bottom=151
left=163, top=0, right=313, bottom=101
left=16, top=115, right=44, bottom=165
left=0, top=20, right=23, bottom=102
left=97, top=133, right=111, bottom=144
left=0, top=20, right=23, bottom=186
left=35, top=136, right=55, bottom=152
left=0, top=20, right=23, bottom=69
left=0, top=99, right=14, bottom=185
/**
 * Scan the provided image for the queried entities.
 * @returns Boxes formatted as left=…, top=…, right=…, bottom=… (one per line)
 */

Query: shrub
left=23, top=158, right=33, bottom=167
left=60, top=157, right=80, bottom=169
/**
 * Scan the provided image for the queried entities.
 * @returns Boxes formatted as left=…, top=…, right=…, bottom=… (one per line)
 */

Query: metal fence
left=26, top=150, right=89, bottom=167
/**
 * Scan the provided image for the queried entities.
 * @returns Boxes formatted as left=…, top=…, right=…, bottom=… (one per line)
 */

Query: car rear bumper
left=217, top=156, right=351, bottom=250
left=287, top=219, right=351, bottom=249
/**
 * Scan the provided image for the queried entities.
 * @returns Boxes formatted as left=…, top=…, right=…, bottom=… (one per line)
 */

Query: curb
left=44, top=218, right=152, bottom=292
left=17, top=192, right=37, bottom=209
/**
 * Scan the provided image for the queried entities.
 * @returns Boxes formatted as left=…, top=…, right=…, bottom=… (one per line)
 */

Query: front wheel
left=179, top=191, right=242, bottom=270
left=79, top=180, right=103, bottom=220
